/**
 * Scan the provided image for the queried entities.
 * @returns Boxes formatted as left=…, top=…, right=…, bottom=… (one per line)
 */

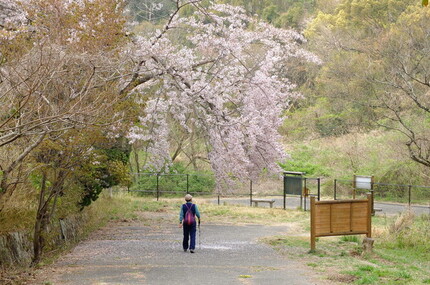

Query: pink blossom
left=121, top=3, right=320, bottom=191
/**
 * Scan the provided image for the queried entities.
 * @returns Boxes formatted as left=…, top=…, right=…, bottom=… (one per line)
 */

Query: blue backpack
left=183, top=204, right=195, bottom=225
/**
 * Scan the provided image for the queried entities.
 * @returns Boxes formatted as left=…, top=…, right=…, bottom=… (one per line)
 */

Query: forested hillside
left=285, top=0, right=430, bottom=187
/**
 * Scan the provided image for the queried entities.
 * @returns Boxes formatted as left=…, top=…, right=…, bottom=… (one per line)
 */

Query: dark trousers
left=183, top=223, right=196, bottom=250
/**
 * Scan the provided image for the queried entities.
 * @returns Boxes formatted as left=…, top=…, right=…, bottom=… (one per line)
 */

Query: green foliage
left=344, top=256, right=417, bottom=284
left=262, top=5, right=279, bottom=23
left=29, top=173, right=52, bottom=191
left=216, top=0, right=316, bottom=29
left=382, top=213, right=430, bottom=254
left=346, top=265, right=387, bottom=284
left=315, top=114, right=348, bottom=137
left=130, top=162, right=215, bottom=195
left=78, top=138, right=132, bottom=210
left=275, top=6, right=303, bottom=28
left=279, top=145, right=330, bottom=177
left=76, top=159, right=107, bottom=210
left=292, top=0, right=423, bottom=150
left=108, top=160, right=132, bottom=187
left=339, top=235, right=360, bottom=243
left=104, top=144, right=131, bottom=164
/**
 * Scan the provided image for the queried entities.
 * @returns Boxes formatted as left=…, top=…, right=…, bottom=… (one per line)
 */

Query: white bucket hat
left=184, top=194, right=193, bottom=201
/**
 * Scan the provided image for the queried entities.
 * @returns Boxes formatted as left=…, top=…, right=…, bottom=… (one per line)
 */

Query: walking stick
left=198, top=222, right=201, bottom=250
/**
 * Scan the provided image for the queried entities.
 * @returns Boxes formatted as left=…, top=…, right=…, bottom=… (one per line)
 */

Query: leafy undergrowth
left=264, top=211, right=430, bottom=284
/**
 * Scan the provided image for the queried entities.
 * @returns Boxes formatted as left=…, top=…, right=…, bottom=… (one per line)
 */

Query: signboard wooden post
left=310, top=194, right=372, bottom=251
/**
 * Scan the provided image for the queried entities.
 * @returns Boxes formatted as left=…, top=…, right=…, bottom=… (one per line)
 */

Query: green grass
left=199, top=202, right=309, bottom=224
left=339, top=235, right=361, bottom=243
left=264, top=211, right=430, bottom=284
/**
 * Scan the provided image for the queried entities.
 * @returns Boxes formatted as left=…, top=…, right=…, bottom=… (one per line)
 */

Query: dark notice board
left=284, top=175, right=303, bottom=195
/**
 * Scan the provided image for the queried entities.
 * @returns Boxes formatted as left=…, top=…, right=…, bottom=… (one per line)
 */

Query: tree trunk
left=32, top=207, right=47, bottom=266
left=32, top=168, right=69, bottom=265
left=133, top=146, right=140, bottom=174
left=32, top=172, right=48, bottom=266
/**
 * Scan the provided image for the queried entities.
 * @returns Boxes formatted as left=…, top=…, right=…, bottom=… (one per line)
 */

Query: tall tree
left=299, top=0, right=430, bottom=171
left=369, top=7, right=430, bottom=167
left=123, top=2, right=320, bottom=190
left=0, top=0, right=129, bottom=199
left=0, top=0, right=132, bottom=264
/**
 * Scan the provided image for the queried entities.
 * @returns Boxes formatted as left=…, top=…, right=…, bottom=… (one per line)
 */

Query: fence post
left=366, top=193, right=372, bottom=238
left=250, top=180, right=253, bottom=207
left=300, top=176, right=303, bottom=210
left=283, top=175, right=286, bottom=210
left=304, top=178, right=307, bottom=211
left=408, top=185, right=412, bottom=206
left=317, top=178, right=321, bottom=201
left=186, top=174, right=189, bottom=194
left=353, top=175, right=356, bottom=199
left=310, top=196, right=316, bottom=251
left=334, top=179, right=337, bottom=200
left=156, top=174, right=159, bottom=201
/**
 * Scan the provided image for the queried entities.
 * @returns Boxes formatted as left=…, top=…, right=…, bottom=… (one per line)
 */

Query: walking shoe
left=190, top=250, right=194, bottom=253
left=184, top=249, right=187, bottom=252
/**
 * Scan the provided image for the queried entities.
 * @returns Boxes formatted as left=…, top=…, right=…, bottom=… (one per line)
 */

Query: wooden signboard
left=310, top=194, right=372, bottom=250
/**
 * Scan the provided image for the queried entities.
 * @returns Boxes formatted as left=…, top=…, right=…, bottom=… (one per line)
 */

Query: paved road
left=214, top=197, right=430, bottom=216
left=33, top=221, right=325, bottom=285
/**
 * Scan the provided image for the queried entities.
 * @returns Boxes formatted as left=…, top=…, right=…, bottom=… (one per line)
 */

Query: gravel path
left=33, top=220, right=325, bottom=285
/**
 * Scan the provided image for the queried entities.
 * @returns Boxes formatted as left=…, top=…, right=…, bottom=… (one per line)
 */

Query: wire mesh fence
left=333, top=179, right=430, bottom=206
left=129, top=173, right=215, bottom=200
left=127, top=172, right=322, bottom=210
left=126, top=172, right=430, bottom=214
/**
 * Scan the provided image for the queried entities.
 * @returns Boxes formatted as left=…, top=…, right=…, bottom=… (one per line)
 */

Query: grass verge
left=264, top=211, right=430, bottom=284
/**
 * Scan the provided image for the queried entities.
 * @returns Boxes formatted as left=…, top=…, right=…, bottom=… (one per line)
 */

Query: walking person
left=179, top=194, right=201, bottom=253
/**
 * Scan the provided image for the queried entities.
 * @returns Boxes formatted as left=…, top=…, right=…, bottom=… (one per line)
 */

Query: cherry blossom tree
left=123, top=1, right=320, bottom=191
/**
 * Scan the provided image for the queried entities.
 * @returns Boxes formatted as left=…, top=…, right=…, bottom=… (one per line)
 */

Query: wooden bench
left=251, top=199, right=275, bottom=208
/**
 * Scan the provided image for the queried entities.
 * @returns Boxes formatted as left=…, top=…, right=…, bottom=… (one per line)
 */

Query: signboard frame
left=310, top=194, right=372, bottom=250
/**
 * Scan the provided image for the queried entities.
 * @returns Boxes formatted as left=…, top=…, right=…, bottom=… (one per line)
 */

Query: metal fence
left=125, top=172, right=430, bottom=216
left=333, top=179, right=430, bottom=206
left=128, top=172, right=322, bottom=210
left=128, top=173, right=215, bottom=200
